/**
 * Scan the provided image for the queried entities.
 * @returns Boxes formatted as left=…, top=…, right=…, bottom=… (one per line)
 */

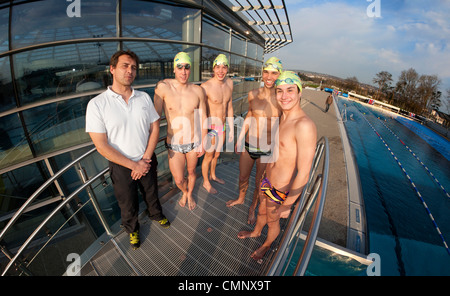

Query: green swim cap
left=174, top=52, right=192, bottom=68
left=213, top=54, right=229, bottom=67
left=263, top=57, right=283, bottom=73
left=275, top=71, right=302, bottom=92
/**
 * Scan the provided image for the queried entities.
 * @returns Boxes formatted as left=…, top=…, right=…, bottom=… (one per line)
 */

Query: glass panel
left=122, top=1, right=200, bottom=43
left=0, top=57, right=16, bottom=113
left=52, top=147, right=118, bottom=236
left=0, top=113, right=33, bottom=169
left=10, top=0, right=117, bottom=49
left=230, top=54, right=245, bottom=77
left=245, top=58, right=256, bottom=78
left=247, top=42, right=257, bottom=59
left=0, top=201, right=63, bottom=251
left=202, top=19, right=230, bottom=51
left=21, top=96, right=92, bottom=157
left=0, top=162, right=55, bottom=214
left=0, top=6, right=8, bottom=53
left=231, top=34, right=246, bottom=56
left=256, top=45, right=264, bottom=61
left=13, top=42, right=118, bottom=106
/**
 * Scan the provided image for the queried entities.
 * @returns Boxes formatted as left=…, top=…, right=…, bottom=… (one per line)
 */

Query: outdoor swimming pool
left=336, top=97, right=450, bottom=275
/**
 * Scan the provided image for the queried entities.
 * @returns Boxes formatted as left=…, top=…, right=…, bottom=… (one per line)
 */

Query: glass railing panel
left=7, top=198, right=100, bottom=276
left=0, top=162, right=58, bottom=219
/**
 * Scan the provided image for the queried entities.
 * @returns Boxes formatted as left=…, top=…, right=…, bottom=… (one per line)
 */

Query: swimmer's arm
left=236, top=91, right=255, bottom=142
left=154, top=81, right=166, bottom=116
left=198, top=87, right=208, bottom=156
left=227, top=92, right=234, bottom=142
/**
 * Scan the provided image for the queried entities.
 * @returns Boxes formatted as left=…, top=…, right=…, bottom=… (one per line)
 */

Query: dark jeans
left=109, top=153, right=163, bottom=233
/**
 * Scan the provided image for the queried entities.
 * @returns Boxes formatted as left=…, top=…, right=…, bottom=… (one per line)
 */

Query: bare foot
left=178, top=193, right=187, bottom=207
left=202, top=182, right=217, bottom=194
left=226, top=198, right=244, bottom=208
left=237, top=230, right=260, bottom=239
left=250, top=245, right=270, bottom=261
left=210, top=176, right=225, bottom=184
left=187, top=196, right=196, bottom=210
left=247, top=208, right=256, bottom=224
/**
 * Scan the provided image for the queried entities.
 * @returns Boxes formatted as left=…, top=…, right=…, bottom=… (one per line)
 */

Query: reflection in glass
left=231, top=35, right=246, bottom=56
left=13, top=42, right=118, bottom=105
left=10, top=0, right=117, bottom=49
left=247, top=42, right=257, bottom=59
left=0, top=113, right=33, bottom=169
left=21, top=97, right=92, bottom=157
left=122, top=1, right=199, bottom=42
left=230, top=54, right=245, bottom=77
left=0, top=57, right=16, bottom=113
left=256, top=45, right=264, bottom=61
left=202, top=19, right=230, bottom=51
left=245, top=58, right=257, bottom=77
left=0, top=161, right=55, bottom=215
left=0, top=7, right=8, bottom=53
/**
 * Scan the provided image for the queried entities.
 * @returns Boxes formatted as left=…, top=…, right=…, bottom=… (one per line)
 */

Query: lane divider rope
left=374, top=113, right=449, bottom=199
left=356, top=107, right=450, bottom=256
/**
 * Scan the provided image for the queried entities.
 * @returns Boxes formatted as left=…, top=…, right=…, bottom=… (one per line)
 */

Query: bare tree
left=416, top=74, right=441, bottom=113
left=373, top=71, right=393, bottom=100
left=395, top=68, right=419, bottom=109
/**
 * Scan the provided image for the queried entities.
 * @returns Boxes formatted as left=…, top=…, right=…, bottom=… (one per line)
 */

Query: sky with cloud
left=274, top=0, right=450, bottom=102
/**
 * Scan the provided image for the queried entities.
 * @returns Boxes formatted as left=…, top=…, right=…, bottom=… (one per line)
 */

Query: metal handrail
left=1, top=92, right=252, bottom=275
left=0, top=147, right=98, bottom=243
left=1, top=167, right=109, bottom=276
left=266, top=136, right=329, bottom=276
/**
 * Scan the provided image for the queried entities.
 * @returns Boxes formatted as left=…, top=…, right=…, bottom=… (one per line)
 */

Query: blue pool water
left=336, top=97, right=450, bottom=275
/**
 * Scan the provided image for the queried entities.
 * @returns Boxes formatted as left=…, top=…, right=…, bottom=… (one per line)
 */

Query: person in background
left=325, top=93, right=333, bottom=112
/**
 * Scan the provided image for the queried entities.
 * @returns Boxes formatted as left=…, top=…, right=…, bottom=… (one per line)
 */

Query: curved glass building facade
left=0, top=0, right=292, bottom=274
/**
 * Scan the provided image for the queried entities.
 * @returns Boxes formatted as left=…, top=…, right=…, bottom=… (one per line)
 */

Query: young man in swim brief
left=237, top=71, right=317, bottom=261
left=154, top=52, right=207, bottom=210
left=226, top=57, right=283, bottom=225
left=200, top=54, right=234, bottom=194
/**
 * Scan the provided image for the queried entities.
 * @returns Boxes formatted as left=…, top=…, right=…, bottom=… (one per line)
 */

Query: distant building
left=431, top=110, right=450, bottom=128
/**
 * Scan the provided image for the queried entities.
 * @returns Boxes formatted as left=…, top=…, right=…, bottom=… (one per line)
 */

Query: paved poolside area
left=300, top=89, right=349, bottom=248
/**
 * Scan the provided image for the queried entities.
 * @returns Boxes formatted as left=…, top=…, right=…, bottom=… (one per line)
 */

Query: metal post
left=77, top=164, right=113, bottom=237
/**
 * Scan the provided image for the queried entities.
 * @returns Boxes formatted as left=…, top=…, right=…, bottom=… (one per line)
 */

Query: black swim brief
left=244, top=142, right=271, bottom=160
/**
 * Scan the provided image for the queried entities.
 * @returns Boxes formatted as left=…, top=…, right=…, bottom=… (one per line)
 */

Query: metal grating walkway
left=81, top=161, right=283, bottom=276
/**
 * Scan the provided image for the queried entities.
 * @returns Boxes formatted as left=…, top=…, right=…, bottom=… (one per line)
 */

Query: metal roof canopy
left=225, top=0, right=293, bottom=54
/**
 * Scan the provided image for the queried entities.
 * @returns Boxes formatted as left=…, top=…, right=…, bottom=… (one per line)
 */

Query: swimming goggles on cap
left=264, top=63, right=282, bottom=71
left=176, top=63, right=191, bottom=69
left=277, top=77, right=297, bottom=84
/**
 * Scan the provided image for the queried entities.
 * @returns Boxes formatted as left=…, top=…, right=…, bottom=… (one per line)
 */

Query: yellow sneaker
left=158, top=217, right=170, bottom=229
left=130, top=231, right=140, bottom=249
